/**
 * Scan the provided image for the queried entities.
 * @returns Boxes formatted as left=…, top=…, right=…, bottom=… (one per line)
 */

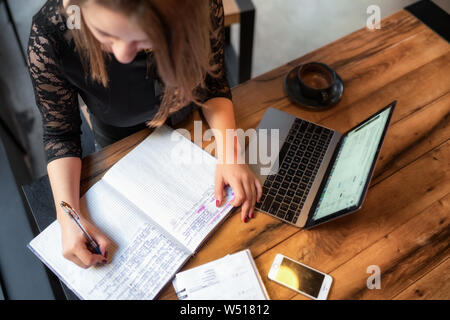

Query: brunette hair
left=66, top=0, right=220, bottom=127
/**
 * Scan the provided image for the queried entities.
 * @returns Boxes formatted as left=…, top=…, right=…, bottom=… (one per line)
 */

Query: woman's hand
left=59, top=215, right=112, bottom=269
left=215, top=163, right=262, bottom=223
left=200, top=97, right=262, bottom=222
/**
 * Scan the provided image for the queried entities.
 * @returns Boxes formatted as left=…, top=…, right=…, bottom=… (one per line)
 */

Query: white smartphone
left=268, top=254, right=333, bottom=300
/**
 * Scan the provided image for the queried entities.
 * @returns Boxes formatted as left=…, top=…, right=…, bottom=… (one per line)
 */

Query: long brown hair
left=66, top=0, right=219, bottom=127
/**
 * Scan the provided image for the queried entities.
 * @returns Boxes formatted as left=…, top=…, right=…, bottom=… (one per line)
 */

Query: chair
left=1, top=0, right=26, bottom=63
left=223, top=0, right=255, bottom=85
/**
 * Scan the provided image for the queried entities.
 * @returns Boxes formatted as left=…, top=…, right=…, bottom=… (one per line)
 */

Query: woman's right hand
left=59, top=216, right=112, bottom=269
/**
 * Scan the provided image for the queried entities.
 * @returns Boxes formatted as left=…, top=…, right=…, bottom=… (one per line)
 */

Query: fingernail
left=244, top=217, right=248, bottom=223
left=216, top=200, right=220, bottom=207
left=102, top=259, right=107, bottom=264
left=104, top=250, right=108, bottom=259
left=250, top=211, right=254, bottom=219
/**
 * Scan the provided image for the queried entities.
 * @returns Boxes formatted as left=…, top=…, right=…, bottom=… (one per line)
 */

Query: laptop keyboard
left=255, top=119, right=333, bottom=224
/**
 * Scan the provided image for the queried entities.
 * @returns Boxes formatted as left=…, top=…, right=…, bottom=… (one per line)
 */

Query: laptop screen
left=311, top=106, right=393, bottom=222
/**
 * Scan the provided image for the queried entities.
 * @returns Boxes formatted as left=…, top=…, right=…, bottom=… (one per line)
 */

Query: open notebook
left=173, top=249, right=269, bottom=300
left=28, top=125, right=235, bottom=300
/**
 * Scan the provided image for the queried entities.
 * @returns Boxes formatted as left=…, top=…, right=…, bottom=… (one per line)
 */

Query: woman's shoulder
left=30, top=0, right=71, bottom=47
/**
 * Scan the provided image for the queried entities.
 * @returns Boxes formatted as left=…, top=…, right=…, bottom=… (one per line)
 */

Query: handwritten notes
left=28, top=125, right=235, bottom=299
left=88, top=224, right=189, bottom=299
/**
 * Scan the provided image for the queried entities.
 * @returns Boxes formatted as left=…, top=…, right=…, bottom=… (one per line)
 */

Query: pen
left=59, top=201, right=103, bottom=255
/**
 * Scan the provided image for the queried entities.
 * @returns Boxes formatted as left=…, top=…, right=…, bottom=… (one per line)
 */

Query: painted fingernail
left=102, top=259, right=107, bottom=264
left=104, top=250, right=108, bottom=259
left=250, top=211, right=254, bottom=219
left=216, top=200, right=220, bottom=207
left=244, top=217, right=248, bottom=223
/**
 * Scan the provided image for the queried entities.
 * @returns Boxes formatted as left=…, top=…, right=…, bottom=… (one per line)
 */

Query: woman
left=27, top=0, right=262, bottom=269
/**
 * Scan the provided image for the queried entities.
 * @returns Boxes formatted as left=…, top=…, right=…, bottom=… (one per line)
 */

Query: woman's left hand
left=214, top=163, right=262, bottom=223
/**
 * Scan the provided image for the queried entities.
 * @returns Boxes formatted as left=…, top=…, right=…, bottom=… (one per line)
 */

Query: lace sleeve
left=27, top=20, right=82, bottom=163
left=198, top=0, right=233, bottom=103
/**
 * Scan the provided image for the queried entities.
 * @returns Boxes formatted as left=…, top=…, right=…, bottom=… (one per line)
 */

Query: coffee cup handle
left=321, top=91, right=329, bottom=103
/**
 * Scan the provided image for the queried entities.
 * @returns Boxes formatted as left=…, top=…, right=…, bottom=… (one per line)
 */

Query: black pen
left=59, top=201, right=102, bottom=255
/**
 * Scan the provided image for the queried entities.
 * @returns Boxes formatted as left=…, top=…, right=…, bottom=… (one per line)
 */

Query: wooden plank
left=300, top=193, right=449, bottom=300
left=248, top=141, right=450, bottom=300
left=393, top=259, right=450, bottom=300
left=231, top=11, right=447, bottom=124
left=223, top=0, right=240, bottom=26
left=295, top=11, right=428, bottom=72
left=371, top=93, right=450, bottom=184
left=236, top=33, right=450, bottom=132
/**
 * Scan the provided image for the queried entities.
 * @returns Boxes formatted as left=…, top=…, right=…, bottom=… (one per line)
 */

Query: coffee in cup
left=297, top=62, right=338, bottom=104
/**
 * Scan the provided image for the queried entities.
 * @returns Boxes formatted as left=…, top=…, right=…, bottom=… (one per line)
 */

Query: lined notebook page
left=81, top=180, right=148, bottom=244
left=103, top=125, right=234, bottom=252
left=173, top=249, right=269, bottom=300
left=28, top=180, right=190, bottom=300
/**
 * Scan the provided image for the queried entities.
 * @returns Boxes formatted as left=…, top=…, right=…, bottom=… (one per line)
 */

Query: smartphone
left=268, top=254, right=332, bottom=300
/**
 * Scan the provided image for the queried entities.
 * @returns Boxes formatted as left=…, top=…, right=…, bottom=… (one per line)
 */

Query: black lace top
left=27, top=0, right=232, bottom=163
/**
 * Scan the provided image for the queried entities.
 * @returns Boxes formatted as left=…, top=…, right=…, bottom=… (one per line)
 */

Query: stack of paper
left=173, top=249, right=269, bottom=300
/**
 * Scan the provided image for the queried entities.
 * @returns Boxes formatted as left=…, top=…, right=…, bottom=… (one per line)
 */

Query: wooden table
left=79, top=10, right=450, bottom=300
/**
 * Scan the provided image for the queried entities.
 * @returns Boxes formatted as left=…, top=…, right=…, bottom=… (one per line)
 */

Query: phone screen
left=274, top=258, right=325, bottom=298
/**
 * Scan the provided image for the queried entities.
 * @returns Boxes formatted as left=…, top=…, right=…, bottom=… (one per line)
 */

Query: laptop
left=250, top=101, right=396, bottom=229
